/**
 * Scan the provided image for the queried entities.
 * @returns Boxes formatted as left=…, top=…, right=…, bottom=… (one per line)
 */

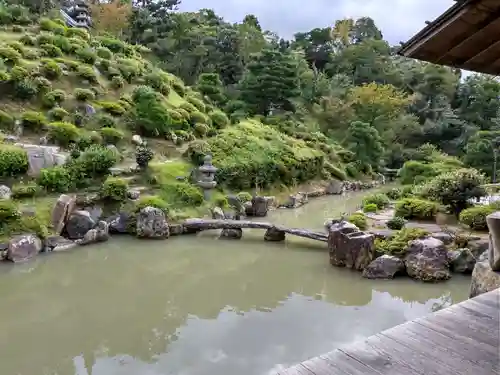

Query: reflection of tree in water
left=431, top=293, right=453, bottom=312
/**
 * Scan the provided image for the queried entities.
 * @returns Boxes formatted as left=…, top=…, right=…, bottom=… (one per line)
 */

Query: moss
left=348, top=212, right=367, bottom=230
left=375, top=228, right=429, bottom=256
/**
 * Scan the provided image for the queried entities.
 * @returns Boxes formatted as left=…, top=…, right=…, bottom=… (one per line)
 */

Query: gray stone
left=325, top=180, right=344, bottom=195
left=328, top=221, right=374, bottom=271
left=220, top=228, right=243, bottom=239
left=246, top=196, right=271, bottom=217
left=39, top=136, right=48, bottom=145
left=15, top=144, right=67, bottom=177
left=106, top=212, right=130, bottom=234
left=6, top=234, right=42, bottom=262
left=0, top=185, right=11, bottom=199
left=131, top=134, right=143, bottom=146
left=211, top=206, right=225, bottom=220
left=168, top=223, right=184, bottom=236
left=78, top=221, right=110, bottom=246
left=486, top=212, right=500, bottom=271
left=404, top=237, right=450, bottom=282
left=362, top=255, right=405, bottom=279
left=264, top=227, right=286, bottom=242
left=369, top=229, right=395, bottom=240
left=281, top=193, right=307, bottom=208
left=448, top=248, right=476, bottom=273
left=51, top=194, right=76, bottom=235
left=431, top=232, right=453, bottom=245
left=469, top=259, right=500, bottom=298
left=65, top=210, right=96, bottom=240
left=136, top=206, right=169, bottom=239
left=467, top=238, right=489, bottom=259
left=3, top=135, right=18, bottom=143
left=127, top=189, right=140, bottom=200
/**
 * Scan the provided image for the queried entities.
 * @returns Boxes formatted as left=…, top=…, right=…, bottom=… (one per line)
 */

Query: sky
left=179, top=0, right=455, bottom=44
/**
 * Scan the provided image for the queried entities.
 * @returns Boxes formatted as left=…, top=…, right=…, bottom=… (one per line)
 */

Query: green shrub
left=75, top=48, right=97, bottom=65
left=323, top=162, right=347, bottom=181
left=40, top=18, right=59, bottom=31
left=74, top=88, right=95, bottom=101
left=190, top=110, right=209, bottom=125
left=459, top=205, right=496, bottom=231
left=394, top=198, right=440, bottom=220
left=11, top=25, right=24, bottom=33
left=186, top=95, right=205, bottom=112
left=179, top=102, right=197, bottom=113
left=0, top=146, right=29, bottom=177
left=363, top=203, right=378, bottom=213
left=96, top=47, right=112, bottom=59
left=193, top=123, right=209, bottom=137
left=98, top=37, right=125, bottom=53
left=386, top=188, right=402, bottom=200
left=21, top=111, right=48, bottom=131
left=70, top=144, right=118, bottom=177
left=20, top=34, right=35, bottom=46
left=9, top=65, right=28, bottom=81
left=42, top=89, right=66, bottom=108
left=97, top=101, right=125, bottom=116
left=417, top=168, right=486, bottom=215
left=348, top=212, right=367, bottom=230
left=13, top=79, right=38, bottom=99
left=160, top=181, right=204, bottom=207
left=94, top=113, right=116, bottom=128
left=362, top=193, right=390, bottom=210
left=128, top=85, right=171, bottom=136
left=52, top=35, right=72, bottom=53
left=386, top=216, right=406, bottom=230
left=135, top=145, right=154, bottom=168
left=0, top=200, right=19, bottom=222
left=40, top=59, right=62, bottom=79
left=66, top=27, right=89, bottom=40
left=135, top=195, right=170, bottom=214
left=375, top=228, right=429, bottom=256
left=110, top=75, right=124, bottom=89
left=36, top=33, right=55, bottom=46
left=209, top=110, right=229, bottom=129
left=38, top=165, right=72, bottom=192
left=236, top=192, right=252, bottom=203
left=11, top=182, right=42, bottom=199
left=100, top=127, right=124, bottom=145
left=399, top=161, right=440, bottom=185
left=48, top=107, right=68, bottom=121
left=100, top=176, right=128, bottom=201
left=8, top=41, right=25, bottom=54
left=23, top=49, right=39, bottom=60
left=76, top=65, right=97, bottom=83
left=40, top=43, right=62, bottom=57
left=48, top=122, right=80, bottom=147
left=0, top=46, right=21, bottom=64
left=144, top=71, right=170, bottom=95
left=0, top=110, right=15, bottom=131
left=33, top=76, right=52, bottom=92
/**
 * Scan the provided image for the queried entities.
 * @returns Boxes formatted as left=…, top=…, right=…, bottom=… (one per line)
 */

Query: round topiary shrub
left=362, top=193, right=390, bottom=210
left=70, top=144, right=118, bottom=177
left=100, top=176, right=128, bottom=201
left=236, top=192, right=252, bottom=203
left=75, top=48, right=97, bottom=65
left=363, top=203, right=378, bottom=213
left=40, top=43, right=62, bottom=57
left=186, top=95, right=206, bottom=112
left=135, top=145, right=154, bottom=168
left=47, top=121, right=80, bottom=147
left=0, top=46, right=21, bottom=64
left=0, top=146, right=29, bottom=177
left=110, top=75, right=124, bottom=89
left=65, top=27, right=90, bottom=40
left=135, top=195, right=169, bottom=214
left=42, top=89, right=66, bottom=108
left=0, top=199, right=20, bottom=222
left=37, top=165, right=72, bottom=192
left=162, top=181, right=204, bottom=206
left=48, top=107, right=68, bottom=121
left=348, top=212, right=367, bottom=230
left=40, top=59, right=62, bottom=79
left=9, top=65, right=29, bottom=82
left=74, top=88, right=95, bottom=101
left=33, top=76, right=52, bottom=92
left=386, top=216, right=406, bottom=230
left=14, top=79, right=38, bottom=100
left=459, top=205, right=496, bottom=231
left=386, top=188, right=402, bottom=200
left=11, top=182, right=42, bottom=199
left=96, top=46, right=112, bottom=59
left=98, top=101, right=125, bottom=116
left=209, top=110, right=229, bottom=129
left=190, top=110, right=209, bottom=125
left=76, top=65, right=98, bottom=83
left=100, top=127, right=124, bottom=145
left=8, top=41, right=25, bottom=55
left=20, top=34, right=36, bottom=46
left=21, top=111, right=48, bottom=131
left=193, top=123, right=209, bottom=137
left=0, top=110, right=15, bottom=132
left=394, top=198, right=440, bottom=221
left=94, top=113, right=116, bottom=128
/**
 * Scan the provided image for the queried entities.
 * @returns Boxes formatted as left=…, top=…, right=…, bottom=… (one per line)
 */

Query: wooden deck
left=275, top=288, right=500, bottom=375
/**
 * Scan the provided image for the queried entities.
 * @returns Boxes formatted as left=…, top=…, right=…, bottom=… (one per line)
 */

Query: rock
left=227, top=195, right=245, bottom=214
left=264, top=227, right=286, bottom=242
left=136, top=206, right=169, bottom=239
left=86, top=206, right=103, bottom=223
left=211, top=206, right=225, bottom=220
left=448, top=248, right=476, bottom=273
left=6, top=234, right=42, bottom=262
left=106, top=212, right=130, bottom=234
left=369, top=229, right=395, bottom=240
left=0, top=185, right=11, bottom=199
left=84, top=103, right=95, bottom=115
left=78, top=221, right=110, bottom=246
left=132, top=134, right=143, bottom=146
left=44, top=235, right=76, bottom=252
left=127, top=189, right=140, bottom=200
left=486, top=212, right=500, bottom=271
left=281, top=193, right=307, bottom=208
left=325, top=180, right=344, bottom=195
left=3, top=135, right=18, bottom=143
left=469, top=260, right=500, bottom=298
left=169, top=223, right=184, bottom=236
left=362, top=255, right=405, bottom=279
left=39, top=136, right=48, bottom=145
left=65, top=210, right=96, bottom=240
left=15, top=144, right=67, bottom=176
left=328, top=221, right=374, bottom=270
left=51, top=194, right=76, bottom=235
left=246, top=196, right=271, bottom=217
left=220, top=228, right=243, bottom=239
left=431, top=232, right=453, bottom=245
left=467, top=239, right=489, bottom=258
left=404, top=237, right=450, bottom=282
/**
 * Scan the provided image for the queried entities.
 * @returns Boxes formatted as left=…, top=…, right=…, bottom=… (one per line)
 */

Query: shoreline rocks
left=362, top=255, right=405, bottom=279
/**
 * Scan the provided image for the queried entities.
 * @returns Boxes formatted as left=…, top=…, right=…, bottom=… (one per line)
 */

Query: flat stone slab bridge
left=274, top=288, right=500, bottom=375
left=182, top=219, right=328, bottom=242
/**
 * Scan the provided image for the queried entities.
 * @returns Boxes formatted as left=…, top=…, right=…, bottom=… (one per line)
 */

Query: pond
left=0, top=188, right=470, bottom=375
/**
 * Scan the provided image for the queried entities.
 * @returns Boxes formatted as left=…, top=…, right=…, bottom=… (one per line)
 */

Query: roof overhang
left=398, top=0, right=500, bottom=75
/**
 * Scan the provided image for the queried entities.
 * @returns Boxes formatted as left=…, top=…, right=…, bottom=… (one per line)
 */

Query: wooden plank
left=381, top=321, right=498, bottom=374
left=457, top=298, right=500, bottom=321
left=473, top=288, right=500, bottom=308
left=276, top=363, right=315, bottom=375
left=319, top=349, right=384, bottom=375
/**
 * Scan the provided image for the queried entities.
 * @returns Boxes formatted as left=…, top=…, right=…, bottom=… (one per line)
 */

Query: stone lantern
left=196, top=155, right=217, bottom=199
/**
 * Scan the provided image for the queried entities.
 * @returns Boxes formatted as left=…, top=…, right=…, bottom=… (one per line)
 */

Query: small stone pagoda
left=196, top=155, right=217, bottom=199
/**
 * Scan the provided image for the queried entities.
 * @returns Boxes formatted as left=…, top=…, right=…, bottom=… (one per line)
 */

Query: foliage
left=394, top=198, right=440, bottom=221
left=236, top=192, right=252, bottom=202
left=386, top=188, right=402, bottom=200
left=160, top=181, right=204, bottom=207
left=375, top=228, right=429, bottom=256
left=363, top=203, right=377, bottom=213
left=100, top=176, right=128, bottom=201
left=135, top=195, right=170, bottom=215
left=0, top=145, right=29, bottom=177
left=74, top=88, right=95, bottom=101
left=47, top=121, right=80, bottom=147
left=136, top=145, right=154, bottom=168
left=386, top=216, right=406, bottom=230
left=362, top=193, right=389, bottom=209
left=21, top=111, right=47, bottom=131
left=0, top=110, right=15, bottom=131
left=348, top=212, right=367, bottom=230
left=37, top=165, right=72, bottom=192
left=11, top=182, right=42, bottom=199
left=100, top=127, right=124, bottom=145
left=459, top=205, right=497, bottom=231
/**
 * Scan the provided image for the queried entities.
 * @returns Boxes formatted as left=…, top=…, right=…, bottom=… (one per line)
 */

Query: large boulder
left=325, top=180, right=343, bottom=195
left=447, top=248, right=476, bottom=273
left=469, top=260, right=500, bottom=298
left=16, top=144, right=66, bottom=176
left=51, top=194, right=76, bottom=235
left=486, top=212, right=500, bottom=271
left=6, top=234, right=42, bottom=262
left=106, top=212, right=131, bottom=234
left=328, top=221, right=374, bottom=271
left=467, top=238, right=489, bottom=259
left=362, top=255, right=405, bottom=279
left=0, top=185, right=11, bottom=199
left=264, top=227, right=286, bottom=242
left=246, top=196, right=271, bottom=217
left=220, top=228, right=243, bottom=240
left=65, top=210, right=96, bottom=240
left=78, top=221, right=110, bottom=246
left=281, top=193, right=307, bottom=208
left=136, top=206, right=169, bottom=239
left=404, top=237, right=450, bottom=282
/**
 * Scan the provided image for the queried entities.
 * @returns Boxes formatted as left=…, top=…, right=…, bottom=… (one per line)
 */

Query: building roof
left=398, top=0, right=500, bottom=75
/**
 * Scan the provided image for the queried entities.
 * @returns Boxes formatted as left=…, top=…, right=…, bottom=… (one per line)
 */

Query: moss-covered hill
left=0, top=6, right=351, bottom=240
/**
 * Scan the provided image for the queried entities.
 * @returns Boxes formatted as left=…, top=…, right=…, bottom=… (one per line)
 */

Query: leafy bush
left=386, top=216, right=406, bottom=230
left=375, top=228, right=429, bottom=256
left=0, top=46, right=21, bottom=63
left=209, top=110, right=229, bottom=129
left=48, top=107, right=68, bottom=121
left=348, top=212, right=367, bottom=230
left=13, top=79, right=38, bottom=99
left=128, top=85, right=171, bottom=136
left=40, top=43, right=63, bottom=57
left=48, top=122, right=80, bottom=147
left=66, top=27, right=89, bottom=40
left=194, top=123, right=209, bottom=137
left=94, top=113, right=116, bottom=128
left=186, top=95, right=206, bottom=112
left=362, top=193, right=390, bottom=210
left=11, top=182, right=41, bottom=199
left=20, top=34, right=35, bottom=45
left=23, top=49, right=39, bottom=60
left=110, top=75, right=124, bottom=89
left=42, top=89, right=66, bottom=108
left=40, top=18, right=60, bottom=32
left=75, top=48, right=97, bottom=64
left=135, top=145, right=154, bottom=168
left=0, top=200, right=19, bottom=222
left=100, top=127, right=124, bottom=145
left=70, top=144, right=118, bottom=177
left=98, top=101, right=125, bottom=116
left=76, top=65, right=97, bottom=83
left=98, top=37, right=125, bottom=53
left=161, top=181, right=204, bottom=207
left=0, top=146, right=29, bottom=177
left=74, top=88, right=95, bottom=101
left=386, top=188, right=402, bottom=200
left=417, top=168, right=486, bottom=215
left=459, top=205, right=496, bottom=231
left=9, top=65, right=29, bottom=81
left=236, top=192, right=252, bottom=202
left=33, top=76, right=52, bottom=92
left=8, top=41, right=25, bottom=54
left=323, top=162, right=347, bottom=181
left=135, top=195, right=169, bottom=214
left=40, top=59, right=62, bottom=79
left=96, top=47, right=112, bottom=59
left=0, top=110, right=14, bottom=131
left=21, top=111, right=48, bottom=131
left=36, top=33, right=55, bottom=46
left=394, top=198, right=440, bottom=220
left=144, top=71, right=170, bottom=95
left=363, top=203, right=378, bottom=213
left=100, top=177, right=128, bottom=201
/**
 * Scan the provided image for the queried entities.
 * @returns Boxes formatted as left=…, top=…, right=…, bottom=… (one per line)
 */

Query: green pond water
left=0, top=189, right=470, bottom=375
